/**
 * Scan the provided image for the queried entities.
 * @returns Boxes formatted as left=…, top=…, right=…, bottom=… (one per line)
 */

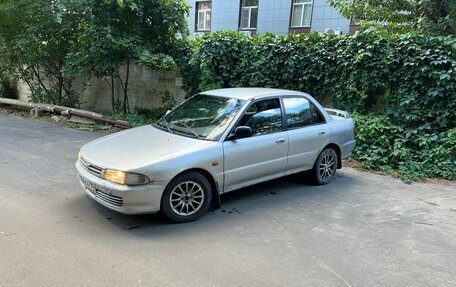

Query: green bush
left=30, top=90, right=79, bottom=108
left=0, top=74, right=17, bottom=98
left=111, top=107, right=167, bottom=127
left=181, top=31, right=455, bottom=129
left=352, top=114, right=455, bottom=181
left=179, top=31, right=456, bottom=181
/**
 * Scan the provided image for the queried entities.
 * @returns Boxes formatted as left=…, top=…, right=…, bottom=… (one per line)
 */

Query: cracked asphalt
left=0, top=111, right=455, bottom=287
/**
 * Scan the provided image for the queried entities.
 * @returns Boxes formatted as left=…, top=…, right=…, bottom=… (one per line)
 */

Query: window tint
left=236, top=98, right=283, bottom=136
left=283, top=97, right=312, bottom=128
left=311, top=103, right=325, bottom=124
left=245, top=108, right=283, bottom=136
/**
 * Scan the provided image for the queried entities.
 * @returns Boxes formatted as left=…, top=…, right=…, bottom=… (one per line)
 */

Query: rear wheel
left=161, top=172, right=212, bottom=223
left=312, top=148, right=338, bottom=185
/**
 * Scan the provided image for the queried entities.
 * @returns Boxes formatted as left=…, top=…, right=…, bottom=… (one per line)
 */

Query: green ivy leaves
left=352, top=114, right=456, bottom=182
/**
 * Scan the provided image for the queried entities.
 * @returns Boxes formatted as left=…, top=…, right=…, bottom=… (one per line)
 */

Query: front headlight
left=77, top=151, right=81, bottom=161
left=101, top=169, right=150, bottom=186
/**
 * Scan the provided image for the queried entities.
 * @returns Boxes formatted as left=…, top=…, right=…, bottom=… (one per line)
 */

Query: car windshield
left=156, top=94, right=245, bottom=141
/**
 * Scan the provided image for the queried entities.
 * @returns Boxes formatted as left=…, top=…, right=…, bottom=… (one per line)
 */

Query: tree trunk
left=123, top=55, right=130, bottom=114
left=104, top=73, right=116, bottom=112
left=57, top=76, right=63, bottom=103
left=111, top=74, right=115, bottom=112
left=57, top=62, right=64, bottom=103
left=30, top=66, right=49, bottom=94
left=18, top=66, right=37, bottom=94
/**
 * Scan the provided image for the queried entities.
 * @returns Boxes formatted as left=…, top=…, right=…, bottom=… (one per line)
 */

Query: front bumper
left=75, top=160, right=169, bottom=214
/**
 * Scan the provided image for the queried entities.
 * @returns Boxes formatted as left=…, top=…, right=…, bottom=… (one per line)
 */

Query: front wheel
left=312, top=148, right=338, bottom=185
left=161, top=172, right=212, bottom=223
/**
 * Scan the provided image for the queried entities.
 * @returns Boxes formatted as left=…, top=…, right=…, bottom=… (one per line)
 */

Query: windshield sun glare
left=157, top=94, right=245, bottom=141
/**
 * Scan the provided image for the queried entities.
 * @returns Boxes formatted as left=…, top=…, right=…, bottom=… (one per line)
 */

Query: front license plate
left=80, top=176, right=96, bottom=194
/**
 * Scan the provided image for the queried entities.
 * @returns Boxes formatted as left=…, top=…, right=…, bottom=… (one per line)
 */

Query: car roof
left=201, top=88, right=307, bottom=101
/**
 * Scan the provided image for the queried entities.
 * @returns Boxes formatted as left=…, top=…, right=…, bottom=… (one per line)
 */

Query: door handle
left=276, top=137, right=286, bottom=144
left=318, top=130, right=326, bottom=136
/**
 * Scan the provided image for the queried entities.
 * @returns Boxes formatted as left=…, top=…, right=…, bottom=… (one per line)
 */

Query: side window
left=311, top=103, right=326, bottom=124
left=283, top=97, right=312, bottom=128
left=239, top=99, right=283, bottom=136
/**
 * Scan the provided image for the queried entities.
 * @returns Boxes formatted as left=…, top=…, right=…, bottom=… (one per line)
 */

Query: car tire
left=312, top=148, right=338, bottom=185
left=161, top=172, right=212, bottom=223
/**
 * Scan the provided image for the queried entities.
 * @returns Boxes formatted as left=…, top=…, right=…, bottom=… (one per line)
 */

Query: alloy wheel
left=169, top=181, right=205, bottom=216
left=319, top=153, right=335, bottom=181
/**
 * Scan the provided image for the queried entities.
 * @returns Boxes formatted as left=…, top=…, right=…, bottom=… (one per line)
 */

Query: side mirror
left=231, top=126, right=252, bottom=140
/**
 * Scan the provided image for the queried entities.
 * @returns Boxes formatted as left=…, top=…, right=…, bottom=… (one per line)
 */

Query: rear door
left=282, top=96, right=329, bottom=174
left=223, top=98, right=288, bottom=192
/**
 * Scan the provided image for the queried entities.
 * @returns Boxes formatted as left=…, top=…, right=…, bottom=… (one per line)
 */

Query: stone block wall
left=17, top=65, right=187, bottom=113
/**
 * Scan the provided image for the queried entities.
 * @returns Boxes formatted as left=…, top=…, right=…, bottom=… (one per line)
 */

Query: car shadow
left=70, top=170, right=361, bottom=238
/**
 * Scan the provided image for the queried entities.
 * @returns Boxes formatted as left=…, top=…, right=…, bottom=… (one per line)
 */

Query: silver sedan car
left=76, top=88, right=355, bottom=222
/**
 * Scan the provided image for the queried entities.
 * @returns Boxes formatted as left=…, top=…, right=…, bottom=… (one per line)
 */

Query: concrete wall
left=187, top=0, right=349, bottom=38
left=17, top=66, right=187, bottom=113
left=77, top=66, right=186, bottom=113
left=17, top=80, right=31, bottom=102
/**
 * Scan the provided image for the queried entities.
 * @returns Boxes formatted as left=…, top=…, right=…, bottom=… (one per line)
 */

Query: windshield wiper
left=173, top=120, right=201, bottom=139
left=158, top=118, right=172, bottom=133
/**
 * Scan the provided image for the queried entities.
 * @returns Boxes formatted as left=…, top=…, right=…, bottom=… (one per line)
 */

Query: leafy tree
left=66, top=0, right=189, bottom=113
left=327, top=0, right=455, bottom=35
left=419, top=0, right=456, bottom=35
left=0, top=0, right=86, bottom=106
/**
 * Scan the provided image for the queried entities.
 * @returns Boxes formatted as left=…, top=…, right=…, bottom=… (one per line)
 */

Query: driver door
left=222, top=98, right=289, bottom=192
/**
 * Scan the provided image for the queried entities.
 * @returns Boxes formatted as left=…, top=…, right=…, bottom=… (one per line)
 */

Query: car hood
left=80, top=125, right=214, bottom=171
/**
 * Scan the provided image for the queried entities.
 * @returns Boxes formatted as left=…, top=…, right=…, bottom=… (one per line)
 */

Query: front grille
left=96, top=190, right=123, bottom=207
left=80, top=157, right=103, bottom=178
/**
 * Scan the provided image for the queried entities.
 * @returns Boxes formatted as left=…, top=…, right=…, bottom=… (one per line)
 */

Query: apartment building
left=187, top=0, right=357, bottom=38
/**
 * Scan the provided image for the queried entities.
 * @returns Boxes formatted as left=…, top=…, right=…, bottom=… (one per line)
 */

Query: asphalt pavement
left=0, top=111, right=455, bottom=287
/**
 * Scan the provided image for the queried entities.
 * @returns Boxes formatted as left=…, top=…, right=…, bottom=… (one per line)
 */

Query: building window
left=291, top=0, right=313, bottom=27
left=239, top=0, right=258, bottom=30
left=196, top=1, right=211, bottom=31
